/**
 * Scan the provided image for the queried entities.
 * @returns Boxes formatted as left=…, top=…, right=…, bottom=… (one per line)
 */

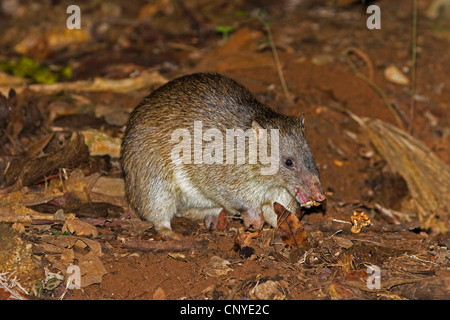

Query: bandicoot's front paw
left=241, top=209, right=264, bottom=230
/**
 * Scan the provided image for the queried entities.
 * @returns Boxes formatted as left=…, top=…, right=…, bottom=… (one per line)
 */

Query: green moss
left=0, top=56, right=72, bottom=84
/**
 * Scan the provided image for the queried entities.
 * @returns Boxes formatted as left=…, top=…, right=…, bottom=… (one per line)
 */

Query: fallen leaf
left=196, top=27, right=274, bottom=77
left=168, top=252, right=194, bottom=262
left=333, top=236, right=353, bottom=249
left=81, top=129, right=121, bottom=158
left=328, top=280, right=354, bottom=300
left=216, top=209, right=231, bottom=231
left=90, top=176, right=125, bottom=197
left=38, top=235, right=78, bottom=251
left=78, top=254, right=107, bottom=287
left=249, top=280, right=286, bottom=300
left=234, top=230, right=260, bottom=249
left=64, top=168, right=89, bottom=204
left=334, top=159, right=344, bottom=167
left=26, top=69, right=168, bottom=94
left=62, top=219, right=99, bottom=237
left=203, top=256, right=233, bottom=277
left=274, top=202, right=307, bottom=249
left=75, top=238, right=102, bottom=256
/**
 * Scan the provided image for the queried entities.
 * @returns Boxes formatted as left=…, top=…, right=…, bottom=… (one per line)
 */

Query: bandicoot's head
left=253, top=113, right=326, bottom=208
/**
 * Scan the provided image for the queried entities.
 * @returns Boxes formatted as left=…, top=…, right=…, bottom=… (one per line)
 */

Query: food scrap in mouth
left=295, top=188, right=321, bottom=208
left=300, top=199, right=320, bottom=208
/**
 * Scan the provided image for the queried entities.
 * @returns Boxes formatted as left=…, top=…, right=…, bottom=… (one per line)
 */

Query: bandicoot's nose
left=313, top=191, right=326, bottom=203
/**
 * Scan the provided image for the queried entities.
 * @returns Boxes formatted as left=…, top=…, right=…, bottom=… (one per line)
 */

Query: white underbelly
left=172, top=164, right=216, bottom=208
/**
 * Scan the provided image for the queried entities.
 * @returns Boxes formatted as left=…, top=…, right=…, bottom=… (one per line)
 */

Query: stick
left=408, top=0, right=418, bottom=134
left=264, top=22, right=293, bottom=104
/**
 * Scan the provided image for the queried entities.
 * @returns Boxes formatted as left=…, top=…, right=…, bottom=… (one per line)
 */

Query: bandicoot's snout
left=294, top=180, right=326, bottom=208
left=312, top=190, right=326, bottom=203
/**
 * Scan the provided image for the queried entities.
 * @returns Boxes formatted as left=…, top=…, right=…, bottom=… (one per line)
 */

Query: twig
left=408, top=0, right=418, bottom=134
left=332, top=219, right=352, bottom=225
left=342, top=47, right=405, bottom=129
left=264, top=22, right=293, bottom=104
left=0, top=210, right=75, bottom=223
left=406, top=254, right=439, bottom=265
left=3, top=69, right=168, bottom=94
left=0, top=272, right=28, bottom=300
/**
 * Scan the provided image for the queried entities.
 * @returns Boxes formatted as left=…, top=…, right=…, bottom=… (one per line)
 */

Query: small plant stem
left=408, top=0, right=418, bottom=134
left=264, top=23, right=293, bottom=104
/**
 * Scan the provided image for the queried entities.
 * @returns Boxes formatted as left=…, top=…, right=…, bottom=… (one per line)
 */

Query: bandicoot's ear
left=299, top=113, right=305, bottom=126
left=252, top=120, right=265, bottom=140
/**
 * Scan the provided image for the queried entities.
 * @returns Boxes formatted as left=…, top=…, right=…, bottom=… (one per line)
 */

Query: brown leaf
left=78, top=254, right=107, bottom=287
left=328, top=280, right=355, bottom=300
left=75, top=238, right=102, bottom=256
left=81, top=129, right=121, bottom=158
left=203, top=256, right=233, bottom=277
left=333, top=236, right=353, bottom=249
left=216, top=209, right=231, bottom=231
left=234, top=230, right=260, bottom=250
left=62, top=219, right=99, bottom=238
left=249, top=280, right=286, bottom=300
left=274, top=202, right=307, bottom=249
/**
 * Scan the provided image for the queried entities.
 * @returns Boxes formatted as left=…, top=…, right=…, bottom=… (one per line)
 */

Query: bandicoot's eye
left=285, top=159, right=294, bottom=168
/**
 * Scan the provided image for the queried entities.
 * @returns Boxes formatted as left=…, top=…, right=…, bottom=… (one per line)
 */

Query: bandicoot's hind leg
left=132, top=179, right=181, bottom=239
left=146, top=198, right=181, bottom=240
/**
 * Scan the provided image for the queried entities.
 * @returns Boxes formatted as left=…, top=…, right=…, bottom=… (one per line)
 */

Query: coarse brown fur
left=121, top=72, right=325, bottom=238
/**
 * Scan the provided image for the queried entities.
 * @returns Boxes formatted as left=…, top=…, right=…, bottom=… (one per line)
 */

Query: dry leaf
left=274, top=202, right=307, bottom=249
left=64, top=168, right=89, bottom=204
left=62, top=219, right=99, bottom=237
left=203, top=256, right=232, bottom=277
left=333, top=236, right=353, bottom=249
left=75, top=238, right=102, bottom=256
left=81, top=129, right=121, bottom=158
left=26, top=69, right=167, bottom=94
left=249, top=280, right=286, bottom=300
left=196, top=28, right=273, bottom=77
left=90, top=176, right=125, bottom=197
left=234, top=231, right=260, bottom=249
left=328, top=280, right=355, bottom=300
left=168, top=252, right=195, bottom=262
left=216, top=209, right=231, bottom=231
left=233, top=230, right=259, bottom=259
left=78, top=254, right=107, bottom=287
